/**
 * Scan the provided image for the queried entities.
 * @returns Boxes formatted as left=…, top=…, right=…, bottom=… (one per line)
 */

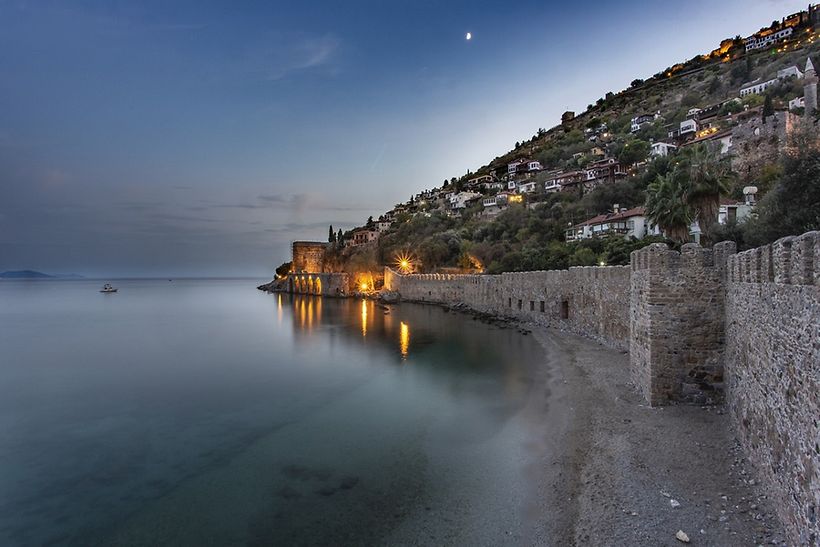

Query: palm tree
left=682, top=144, right=734, bottom=244
left=645, top=173, right=692, bottom=243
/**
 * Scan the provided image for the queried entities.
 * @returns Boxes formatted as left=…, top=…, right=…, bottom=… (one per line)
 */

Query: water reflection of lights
left=400, top=321, right=410, bottom=359
left=361, top=299, right=368, bottom=337
left=277, top=294, right=283, bottom=324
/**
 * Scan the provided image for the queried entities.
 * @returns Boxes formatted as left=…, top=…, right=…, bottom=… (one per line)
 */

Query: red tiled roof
left=576, top=206, right=646, bottom=227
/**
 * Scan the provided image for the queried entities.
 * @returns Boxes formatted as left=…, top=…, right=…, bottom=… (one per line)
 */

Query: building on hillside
left=349, top=229, right=379, bottom=247
left=581, top=158, right=628, bottom=190
left=517, top=181, right=538, bottom=194
left=744, top=26, right=794, bottom=51
left=683, top=128, right=733, bottom=155
left=375, top=220, right=392, bottom=233
left=689, top=198, right=755, bottom=243
left=507, top=158, right=543, bottom=177
left=680, top=118, right=698, bottom=134
left=466, top=174, right=495, bottom=189
left=631, top=113, right=658, bottom=133
left=789, top=96, right=806, bottom=111
left=448, top=191, right=482, bottom=210
left=565, top=206, right=658, bottom=242
left=740, top=78, right=779, bottom=97
left=777, top=65, right=804, bottom=79
left=650, top=141, right=677, bottom=157
left=555, top=170, right=586, bottom=191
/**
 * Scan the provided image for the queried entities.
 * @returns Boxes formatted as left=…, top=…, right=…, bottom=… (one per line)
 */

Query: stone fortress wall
left=292, top=241, right=327, bottom=273
left=384, top=230, right=819, bottom=545
left=725, top=232, right=819, bottom=545
left=385, top=265, right=631, bottom=351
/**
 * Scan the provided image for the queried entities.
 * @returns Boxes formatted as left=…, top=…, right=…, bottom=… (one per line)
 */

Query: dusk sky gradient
left=0, top=0, right=807, bottom=277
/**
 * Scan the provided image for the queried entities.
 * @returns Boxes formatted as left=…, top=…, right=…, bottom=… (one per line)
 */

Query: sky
left=0, top=0, right=808, bottom=277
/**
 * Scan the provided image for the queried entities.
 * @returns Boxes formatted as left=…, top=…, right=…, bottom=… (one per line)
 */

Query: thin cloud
left=245, top=32, right=341, bottom=81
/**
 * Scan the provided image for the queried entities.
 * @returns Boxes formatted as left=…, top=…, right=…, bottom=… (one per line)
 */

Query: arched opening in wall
left=308, top=277, right=315, bottom=295
left=315, top=278, right=322, bottom=295
left=517, top=299, right=522, bottom=310
left=529, top=301, right=534, bottom=311
left=561, top=300, right=569, bottom=320
left=288, top=278, right=294, bottom=293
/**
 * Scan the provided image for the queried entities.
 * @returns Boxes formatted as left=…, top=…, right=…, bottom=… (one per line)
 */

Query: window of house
left=530, top=301, right=534, bottom=311
left=561, top=300, right=569, bottom=319
left=517, top=299, right=522, bottom=310
left=540, top=301, right=545, bottom=313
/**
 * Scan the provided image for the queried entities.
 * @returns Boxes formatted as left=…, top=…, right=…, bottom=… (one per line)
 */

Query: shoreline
left=389, top=295, right=788, bottom=545
left=523, top=323, right=786, bottom=544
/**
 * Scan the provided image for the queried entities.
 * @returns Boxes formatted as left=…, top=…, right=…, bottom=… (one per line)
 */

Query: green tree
left=762, top=93, right=774, bottom=118
left=744, top=124, right=820, bottom=245
left=275, top=261, right=292, bottom=277
left=645, top=173, right=693, bottom=243
left=681, top=144, right=734, bottom=243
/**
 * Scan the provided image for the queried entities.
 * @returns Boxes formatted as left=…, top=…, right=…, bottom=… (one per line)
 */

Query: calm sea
left=0, top=279, right=554, bottom=545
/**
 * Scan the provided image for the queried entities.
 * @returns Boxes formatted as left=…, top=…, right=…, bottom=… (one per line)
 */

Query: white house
left=565, top=206, right=658, bottom=242
left=777, top=65, right=804, bottom=80
left=650, top=142, right=677, bottom=157
left=740, top=78, right=778, bottom=97
left=517, top=181, right=538, bottom=194
left=789, top=96, right=806, bottom=111
left=680, top=119, right=698, bottom=134
left=689, top=198, right=754, bottom=243
left=744, top=26, right=794, bottom=51
left=544, top=179, right=562, bottom=193
left=448, top=191, right=482, bottom=210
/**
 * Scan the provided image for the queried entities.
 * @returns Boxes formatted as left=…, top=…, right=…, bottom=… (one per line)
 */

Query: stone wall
left=725, top=232, right=819, bottom=546
left=292, top=241, right=327, bottom=273
left=629, top=241, right=735, bottom=405
left=384, top=265, right=631, bottom=351
left=287, top=272, right=350, bottom=296
left=385, top=232, right=820, bottom=545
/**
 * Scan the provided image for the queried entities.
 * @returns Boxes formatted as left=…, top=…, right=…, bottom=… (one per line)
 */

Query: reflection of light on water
left=277, top=294, right=283, bottom=324
left=400, top=321, right=410, bottom=360
left=361, top=299, right=367, bottom=337
left=307, top=298, right=313, bottom=331
left=299, top=298, right=306, bottom=329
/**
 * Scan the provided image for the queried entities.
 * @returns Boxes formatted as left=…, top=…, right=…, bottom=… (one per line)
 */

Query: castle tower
left=804, top=56, right=818, bottom=118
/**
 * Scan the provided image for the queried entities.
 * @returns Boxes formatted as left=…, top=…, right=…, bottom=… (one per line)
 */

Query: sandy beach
left=526, top=326, right=787, bottom=546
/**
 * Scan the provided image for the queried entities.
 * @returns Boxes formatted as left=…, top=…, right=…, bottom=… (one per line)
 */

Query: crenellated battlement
left=728, top=231, right=819, bottom=285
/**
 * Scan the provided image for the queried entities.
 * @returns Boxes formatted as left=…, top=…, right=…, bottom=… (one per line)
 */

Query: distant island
left=0, top=270, right=84, bottom=279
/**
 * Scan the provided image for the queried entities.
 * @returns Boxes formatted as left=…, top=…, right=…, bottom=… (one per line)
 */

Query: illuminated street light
left=394, top=252, right=415, bottom=274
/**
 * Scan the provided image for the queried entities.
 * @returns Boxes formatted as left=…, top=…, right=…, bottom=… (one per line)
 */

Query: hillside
left=315, top=8, right=820, bottom=276
left=0, top=270, right=54, bottom=279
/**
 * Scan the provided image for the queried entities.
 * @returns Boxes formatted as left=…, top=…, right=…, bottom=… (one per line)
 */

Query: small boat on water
left=100, top=283, right=118, bottom=293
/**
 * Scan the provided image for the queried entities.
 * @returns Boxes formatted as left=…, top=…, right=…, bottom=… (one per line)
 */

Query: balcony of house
left=590, top=221, right=630, bottom=237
